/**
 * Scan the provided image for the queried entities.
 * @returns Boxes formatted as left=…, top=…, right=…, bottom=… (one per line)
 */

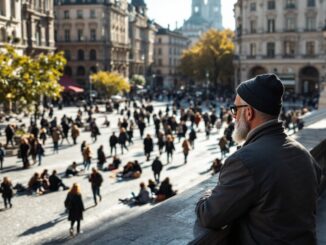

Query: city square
left=0, top=0, right=326, bottom=245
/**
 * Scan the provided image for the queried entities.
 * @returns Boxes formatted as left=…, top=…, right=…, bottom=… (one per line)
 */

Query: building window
left=77, top=29, right=83, bottom=41
left=158, top=48, right=162, bottom=55
left=0, top=1, right=5, bottom=16
left=267, top=42, right=275, bottom=57
left=284, top=41, right=296, bottom=56
left=307, top=0, right=315, bottom=7
left=306, top=16, right=316, bottom=31
left=250, top=2, right=256, bottom=11
left=64, top=10, right=69, bottom=19
left=35, top=25, right=42, bottom=46
left=77, top=50, right=84, bottom=61
left=54, top=30, right=57, bottom=41
left=64, top=50, right=71, bottom=61
left=158, top=59, right=162, bottom=66
left=158, top=38, right=162, bottom=44
left=90, top=29, right=96, bottom=41
left=285, top=0, right=296, bottom=9
left=267, top=19, right=275, bottom=32
left=76, top=66, right=86, bottom=76
left=64, top=66, right=73, bottom=76
left=64, top=29, right=70, bottom=41
left=90, top=49, right=97, bottom=60
left=90, top=9, right=96, bottom=18
left=306, top=41, right=315, bottom=55
left=285, top=16, right=296, bottom=31
left=250, top=43, right=256, bottom=56
left=267, top=0, right=275, bottom=10
left=0, top=28, right=6, bottom=42
left=11, top=0, right=15, bottom=18
left=77, top=10, right=83, bottom=19
left=250, top=20, right=257, bottom=33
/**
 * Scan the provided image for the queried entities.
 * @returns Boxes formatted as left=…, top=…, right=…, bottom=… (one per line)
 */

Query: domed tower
left=206, top=0, right=222, bottom=29
left=192, top=0, right=205, bottom=16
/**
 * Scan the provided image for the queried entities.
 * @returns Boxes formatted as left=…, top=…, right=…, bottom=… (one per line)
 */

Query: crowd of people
left=0, top=84, right=317, bottom=237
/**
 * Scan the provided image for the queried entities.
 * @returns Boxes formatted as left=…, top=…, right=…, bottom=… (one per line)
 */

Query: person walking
left=188, top=128, right=197, bottom=149
left=118, top=128, right=128, bottom=154
left=71, top=124, right=80, bottom=145
left=5, top=124, right=15, bottom=147
left=65, top=183, right=85, bottom=236
left=83, top=145, right=92, bottom=171
left=151, top=157, right=163, bottom=183
left=35, top=140, right=45, bottom=166
left=52, top=127, right=61, bottom=153
left=88, top=168, right=103, bottom=205
left=196, top=74, right=321, bottom=244
left=1, top=177, right=13, bottom=209
left=143, top=134, right=154, bottom=161
left=182, top=138, right=191, bottom=164
left=0, top=143, right=5, bottom=170
left=20, top=138, right=30, bottom=169
left=165, top=135, right=175, bottom=164
left=109, top=132, right=118, bottom=156
left=97, top=145, right=106, bottom=170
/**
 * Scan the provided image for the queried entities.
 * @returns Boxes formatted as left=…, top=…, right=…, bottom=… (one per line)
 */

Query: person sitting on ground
left=49, top=170, right=69, bottom=191
left=106, top=156, right=121, bottom=171
left=210, top=158, right=222, bottom=175
left=40, top=169, right=50, bottom=190
left=155, top=177, right=177, bottom=202
left=65, top=162, right=80, bottom=177
left=121, top=161, right=142, bottom=179
left=148, top=179, right=158, bottom=196
left=133, top=182, right=150, bottom=205
left=28, top=172, right=44, bottom=194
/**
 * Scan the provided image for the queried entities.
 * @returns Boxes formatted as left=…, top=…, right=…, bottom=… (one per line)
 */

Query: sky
left=145, top=0, right=237, bottom=30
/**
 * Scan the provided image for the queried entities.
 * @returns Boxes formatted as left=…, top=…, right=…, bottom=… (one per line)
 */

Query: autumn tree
left=90, top=71, right=130, bottom=98
left=179, top=29, right=235, bottom=88
left=0, top=45, right=66, bottom=114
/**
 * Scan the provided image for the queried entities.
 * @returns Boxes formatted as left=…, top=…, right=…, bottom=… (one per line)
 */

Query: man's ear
left=246, top=106, right=254, bottom=121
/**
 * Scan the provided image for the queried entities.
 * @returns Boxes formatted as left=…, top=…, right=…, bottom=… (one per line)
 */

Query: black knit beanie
left=236, top=73, right=284, bottom=116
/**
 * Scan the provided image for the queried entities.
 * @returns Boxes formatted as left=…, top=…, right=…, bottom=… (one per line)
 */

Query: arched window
left=90, top=66, right=97, bottom=73
left=77, top=49, right=84, bottom=61
left=64, top=66, right=73, bottom=76
left=64, top=50, right=71, bottom=61
left=76, top=66, right=86, bottom=76
left=89, top=49, right=97, bottom=60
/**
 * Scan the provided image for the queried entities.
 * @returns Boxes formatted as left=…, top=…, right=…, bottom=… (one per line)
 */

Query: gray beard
left=232, top=111, right=250, bottom=144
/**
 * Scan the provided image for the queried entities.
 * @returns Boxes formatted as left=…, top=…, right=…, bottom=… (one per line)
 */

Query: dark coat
left=144, top=137, right=153, bottom=153
left=65, top=193, right=84, bottom=221
left=109, top=135, right=118, bottom=147
left=1, top=182, right=13, bottom=198
left=152, top=159, right=163, bottom=174
left=196, top=120, right=320, bottom=245
left=165, top=141, right=175, bottom=153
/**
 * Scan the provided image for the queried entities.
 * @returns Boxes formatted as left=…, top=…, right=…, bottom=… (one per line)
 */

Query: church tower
left=192, top=0, right=205, bottom=16
left=206, top=0, right=223, bottom=29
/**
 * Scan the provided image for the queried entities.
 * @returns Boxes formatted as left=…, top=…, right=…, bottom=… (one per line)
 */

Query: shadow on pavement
left=166, top=163, right=184, bottom=171
left=1, top=166, right=25, bottom=174
left=19, top=214, right=67, bottom=237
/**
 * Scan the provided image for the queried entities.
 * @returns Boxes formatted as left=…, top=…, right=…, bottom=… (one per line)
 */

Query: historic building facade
left=234, top=0, right=326, bottom=95
left=128, top=0, right=156, bottom=81
left=54, top=0, right=129, bottom=87
left=153, top=27, right=189, bottom=89
left=0, top=0, right=55, bottom=55
left=181, top=0, right=223, bottom=45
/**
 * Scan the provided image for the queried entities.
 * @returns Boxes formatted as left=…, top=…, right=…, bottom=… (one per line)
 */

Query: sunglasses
left=230, top=104, right=248, bottom=116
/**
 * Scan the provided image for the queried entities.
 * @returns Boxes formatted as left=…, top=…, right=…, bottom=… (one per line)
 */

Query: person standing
left=143, top=134, right=154, bottom=161
left=20, top=138, right=30, bottom=169
left=165, top=135, right=175, bottom=164
left=118, top=128, right=128, bottom=154
left=83, top=145, right=92, bottom=171
left=138, top=118, right=146, bottom=138
left=0, top=143, right=5, bottom=170
left=52, top=127, right=61, bottom=153
left=71, top=124, right=80, bottom=145
left=65, top=183, right=85, bottom=236
left=151, top=157, right=163, bottom=183
left=5, top=124, right=15, bottom=147
left=196, top=74, right=321, bottom=244
left=109, top=132, right=118, bottom=156
left=88, top=168, right=103, bottom=205
left=1, top=177, right=13, bottom=208
left=182, top=138, right=191, bottom=164
left=35, top=140, right=45, bottom=166
left=97, top=145, right=106, bottom=170
left=188, top=128, right=197, bottom=149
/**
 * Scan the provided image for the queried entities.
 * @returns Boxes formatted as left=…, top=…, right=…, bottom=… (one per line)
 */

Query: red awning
left=67, top=85, right=84, bottom=93
left=59, top=76, right=84, bottom=93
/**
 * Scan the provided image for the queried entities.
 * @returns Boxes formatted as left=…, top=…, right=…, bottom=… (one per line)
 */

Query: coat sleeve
left=195, top=157, right=257, bottom=230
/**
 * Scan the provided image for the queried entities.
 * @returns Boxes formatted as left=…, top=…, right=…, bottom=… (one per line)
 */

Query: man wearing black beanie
left=196, top=73, right=321, bottom=245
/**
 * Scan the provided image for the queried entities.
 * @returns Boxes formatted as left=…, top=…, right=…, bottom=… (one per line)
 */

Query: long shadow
left=19, top=213, right=67, bottom=237
left=1, top=166, right=26, bottom=174
left=199, top=168, right=212, bottom=175
left=166, top=163, right=185, bottom=171
left=132, top=152, right=144, bottom=158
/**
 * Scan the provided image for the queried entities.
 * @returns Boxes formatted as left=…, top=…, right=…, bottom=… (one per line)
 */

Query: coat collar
left=243, top=119, right=285, bottom=146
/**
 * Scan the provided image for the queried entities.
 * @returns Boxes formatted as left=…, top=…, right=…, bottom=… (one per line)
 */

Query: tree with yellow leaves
left=90, top=71, right=130, bottom=98
left=179, top=29, right=235, bottom=88
left=0, top=45, right=66, bottom=114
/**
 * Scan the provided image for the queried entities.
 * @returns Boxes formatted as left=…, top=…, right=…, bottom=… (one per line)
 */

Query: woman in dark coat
left=143, top=134, right=154, bottom=161
left=97, top=145, right=106, bottom=170
left=1, top=177, right=13, bottom=208
left=65, top=183, right=85, bottom=236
